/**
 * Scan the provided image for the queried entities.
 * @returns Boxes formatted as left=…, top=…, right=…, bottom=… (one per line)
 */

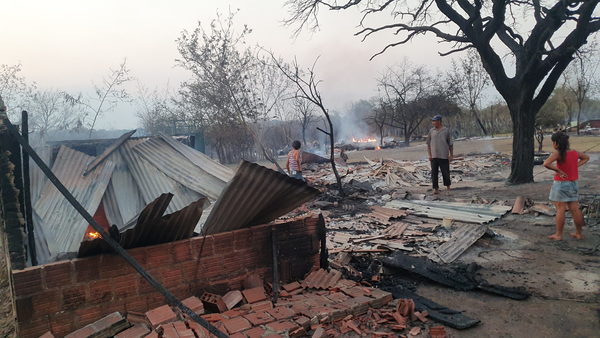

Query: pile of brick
left=39, top=269, right=448, bottom=337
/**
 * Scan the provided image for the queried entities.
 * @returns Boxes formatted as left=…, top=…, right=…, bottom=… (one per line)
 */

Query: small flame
left=375, top=146, right=381, bottom=150
left=87, top=232, right=101, bottom=240
left=352, top=137, right=377, bottom=143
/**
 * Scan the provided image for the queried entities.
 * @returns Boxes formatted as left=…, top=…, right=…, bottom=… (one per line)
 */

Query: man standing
left=427, top=115, right=453, bottom=194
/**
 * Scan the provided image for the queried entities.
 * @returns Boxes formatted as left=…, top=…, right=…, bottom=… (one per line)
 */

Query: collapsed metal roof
left=385, top=200, right=512, bottom=224
left=31, top=131, right=234, bottom=260
left=202, top=160, right=320, bottom=235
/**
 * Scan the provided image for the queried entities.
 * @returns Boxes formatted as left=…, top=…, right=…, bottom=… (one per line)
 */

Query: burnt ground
left=349, top=150, right=600, bottom=337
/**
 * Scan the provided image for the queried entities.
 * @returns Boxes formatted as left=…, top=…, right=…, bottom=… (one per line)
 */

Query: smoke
left=333, top=100, right=375, bottom=143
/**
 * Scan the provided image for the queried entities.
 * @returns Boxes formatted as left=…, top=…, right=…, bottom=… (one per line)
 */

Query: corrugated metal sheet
left=133, top=136, right=229, bottom=200
left=101, top=150, right=145, bottom=228
left=119, top=139, right=204, bottom=214
left=381, top=223, right=409, bottom=237
left=32, top=209, right=54, bottom=265
left=83, top=130, right=136, bottom=176
left=33, top=146, right=114, bottom=254
left=77, top=193, right=205, bottom=257
left=202, top=161, right=320, bottom=235
left=158, top=133, right=234, bottom=183
left=385, top=200, right=512, bottom=224
left=429, top=224, right=486, bottom=263
left=29, top=146, right=52, bottom=205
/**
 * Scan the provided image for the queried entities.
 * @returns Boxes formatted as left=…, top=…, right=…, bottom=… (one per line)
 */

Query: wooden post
left=21, top=111, right=37, bottom=266
left=271, top=227, right=279, bottom=303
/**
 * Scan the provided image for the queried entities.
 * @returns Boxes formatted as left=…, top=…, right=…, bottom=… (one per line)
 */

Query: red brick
left=73, top=256, right=100, bottom=283
left=32, top=289, right=61, bottom=315
left=112, top=275, right=139, bottom=299
left=160, top=322, right=178, bottom=338
left=244, top=326, right=266, bottom=338
left=265, top=320, right=299, bottom=333
left=222, top=290, right=243, bottom=310
left=250, top=300, right=273, bottom=312
left=159, top=267, right=183, bottom=289
left=282, top=282, right=302, bottom=292
left=12, top=267, right=43, bottom=297
left=16, top=297, right=33, bottom=322
left=114, top=323, right=150, bottom=338
left=127, top=247, right=147, bottom=265
left=125, top=296, right=148, bottom=313
left=190, top=235, right=214, bottom=257
left=229, top=333, right=246, bottom=338
left=267, top=306, right=296, bottom=320
left=242, top=274, right=264, bottom=290
left=145, top=243, right=174, bottom=266
left=222, top=316, right=251, bottom=334
left=99, top=254, right=133, bottom=279
left=200, top=292, right=227, bottom=313
left=62, top=286, right=86, bottom=310
left=145, top=305, right=176, bottom=327
left=145, top=331, right=159, bottom=338
left=64, top=324, right=95, bottom=338
left=87, top=279, right=113, bottom=303
left=172, top=240, right=192, bottom=261
left=50, top=309, right=76, bottom=336
left=242, top=287, right=267, bottom=304
left=43, top=261, right=72, bottom=289
left=75, top=305, right=104, bottom=327
left=201, top=313, right=225, bottom=322
left=18, top=316, right=51, bottom=338
left=243, top=311, right=274, bottom=325
left=181, top=296, right=204, bottom=315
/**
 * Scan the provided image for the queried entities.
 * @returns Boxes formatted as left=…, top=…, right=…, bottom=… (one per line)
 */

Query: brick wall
left=12, top=215, right=323, bottom=337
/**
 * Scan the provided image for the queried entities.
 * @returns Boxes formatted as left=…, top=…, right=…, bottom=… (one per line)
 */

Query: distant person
left=286, top=140, right=304, bottom=181
left=543, top=132, right=589, bottom=240
left=426, top=114, right=453, bottom=194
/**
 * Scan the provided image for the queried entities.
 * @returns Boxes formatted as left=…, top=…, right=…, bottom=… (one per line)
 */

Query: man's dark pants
left=430, top=158, right=451, bottom=190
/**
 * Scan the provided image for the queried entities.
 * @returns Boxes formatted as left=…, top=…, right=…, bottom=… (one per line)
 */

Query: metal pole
left=271, top=228, right=279, bottom=303
left=2, top=118, right=227, bottom=338
left=21, top=111, right=37, bottom=266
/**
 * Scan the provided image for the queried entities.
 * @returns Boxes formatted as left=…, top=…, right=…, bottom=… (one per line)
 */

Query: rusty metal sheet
left=33, top=146, right=115, bottom=254
left=202, top=161, right=320, bottom=235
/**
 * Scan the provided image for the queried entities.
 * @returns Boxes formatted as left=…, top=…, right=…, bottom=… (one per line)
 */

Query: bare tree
left=271, top=56, right=344, bottom=195
left=0, top=63, right=36, bottom=120
left=29, top=90, right=78, bottom=140
left=368, top=98, right=390, bottom=147
left=377, top=61, right=433, bottom=146
left=65, top=59, right=132, bottom=138
left=449, top=50, right=490, bottom=135
left=285, top=0, right=600, bottom=184
left=565, top=53, right=598, bottom=135
left=291, top=96, right=316, bottom=145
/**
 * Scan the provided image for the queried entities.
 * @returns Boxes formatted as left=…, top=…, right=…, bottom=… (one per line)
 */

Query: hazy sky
left=2, top=0, right=454, bottom=129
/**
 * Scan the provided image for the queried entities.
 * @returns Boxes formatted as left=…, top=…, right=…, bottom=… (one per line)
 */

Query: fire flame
left=375, top=146, right=381, bottom=150
left=87, top=232, right=101, bottom=240
left=352, top=137, right=377, bottom=143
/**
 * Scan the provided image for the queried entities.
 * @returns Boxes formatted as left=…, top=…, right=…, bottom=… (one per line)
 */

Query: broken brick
left=429, top=326, right=447, bottom=338
left=160, top=322, right=178, bottom=338
left=266, top=320, right=299, bottom=333
left=200, top=292, right=227, bottom=313
left=409, top=326, right=421, bottom=336
left=182, top=296, right=205, bottom=315
left=222, top=316, right=252, bottom=334
left=66, top=312, right=129, bottom=338
left=414, top=310, right=428, bottom=322
left=250, top=300, right=273, bottom=311
left=242, top=287, right=267, bottom=304
left=282, top=281, right=302, bottom=292
left=397, top=298, right=416, bottom=320
left=145, top=305, right=177, bottom=327
left=223, top=290, right=244, bottom=310
left=311, top=327, right=326, bottom=338
left=294, top=315, right=311, bottom=329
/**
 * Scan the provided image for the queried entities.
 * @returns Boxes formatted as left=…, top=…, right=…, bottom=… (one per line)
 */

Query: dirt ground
left=342, top=136, right=600, bottom=337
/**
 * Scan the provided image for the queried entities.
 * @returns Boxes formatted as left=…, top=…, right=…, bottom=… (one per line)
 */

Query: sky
left=2, top=0, right=454, bottom=130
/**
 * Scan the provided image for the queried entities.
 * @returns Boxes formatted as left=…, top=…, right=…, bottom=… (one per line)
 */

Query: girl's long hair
left=551, top=132, right=570, bottom=163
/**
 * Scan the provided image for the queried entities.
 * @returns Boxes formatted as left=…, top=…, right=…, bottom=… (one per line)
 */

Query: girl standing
left=543, top=132, right=589, bottom=240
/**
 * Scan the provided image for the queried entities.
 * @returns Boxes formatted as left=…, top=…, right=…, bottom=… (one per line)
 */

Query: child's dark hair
left=551, top=132, right=570, bottom=163
left=292, top=140, right=301, bottom=150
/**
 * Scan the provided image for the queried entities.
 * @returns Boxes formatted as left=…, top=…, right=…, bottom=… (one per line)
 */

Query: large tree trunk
left=508, top=104, right=536, bottom=184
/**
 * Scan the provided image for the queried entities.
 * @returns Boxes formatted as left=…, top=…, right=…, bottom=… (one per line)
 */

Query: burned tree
left=285, top=0, right=600, bottom=184
left=292, top=97, right=316, bottom=145
left=565, top=53, right=598, bottom=134
left=272, top=56, right=344, bottom=195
